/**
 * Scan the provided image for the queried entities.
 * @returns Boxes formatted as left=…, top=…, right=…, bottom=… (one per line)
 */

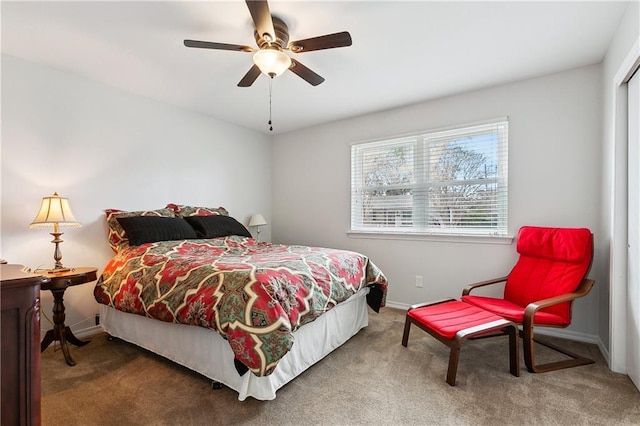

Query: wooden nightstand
left=39, top=267, right=98, bottom=366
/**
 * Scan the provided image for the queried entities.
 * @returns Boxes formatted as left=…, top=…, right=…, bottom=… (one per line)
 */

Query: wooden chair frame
left=462, top=277, right=596, bottom=373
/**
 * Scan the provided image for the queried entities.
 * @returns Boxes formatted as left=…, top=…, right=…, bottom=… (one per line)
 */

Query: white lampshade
left=253, top=48, right=291, bottom=77
left=249, top=214, right=267, bottom=227
left=30, top=192, right=81, bottom=229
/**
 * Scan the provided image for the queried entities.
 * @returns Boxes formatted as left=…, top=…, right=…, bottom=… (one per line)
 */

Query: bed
left=94, top=204, right=388, bottom=400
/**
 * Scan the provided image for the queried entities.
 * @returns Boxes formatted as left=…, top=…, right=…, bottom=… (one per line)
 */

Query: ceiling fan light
left=253, top=48, right=291, bottom=77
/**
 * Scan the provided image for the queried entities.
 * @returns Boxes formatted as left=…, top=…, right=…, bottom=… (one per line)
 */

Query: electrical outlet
left=415, top=275, right=423, bottom=288
left=95, top=314, right=100, bottom=326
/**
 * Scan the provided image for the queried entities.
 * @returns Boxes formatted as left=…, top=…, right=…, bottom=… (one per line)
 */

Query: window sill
left=347, top=231, right=514, bottom=245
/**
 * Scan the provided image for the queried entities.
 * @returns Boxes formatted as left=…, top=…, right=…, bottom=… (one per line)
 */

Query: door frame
left=610, top=36, right=640, bottom=374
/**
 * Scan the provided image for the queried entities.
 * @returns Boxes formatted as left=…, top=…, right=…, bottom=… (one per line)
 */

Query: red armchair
left=461, top=226, right=596, bottom=373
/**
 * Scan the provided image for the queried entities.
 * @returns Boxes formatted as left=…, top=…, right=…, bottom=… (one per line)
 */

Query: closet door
left=628, top=68, right=639, bottom=390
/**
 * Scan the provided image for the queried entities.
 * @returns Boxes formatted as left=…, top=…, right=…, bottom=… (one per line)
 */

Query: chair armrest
left=462, top=276, right=509, bottom=296
left=523, top=278, right=596, bottom=329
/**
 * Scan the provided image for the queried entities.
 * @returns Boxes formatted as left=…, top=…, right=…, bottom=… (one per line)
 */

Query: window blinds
left=351, top=119, right=508, bottom=236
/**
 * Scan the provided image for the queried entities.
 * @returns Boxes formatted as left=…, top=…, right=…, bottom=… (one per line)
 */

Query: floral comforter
left=94, top=236, right=387, bottom=376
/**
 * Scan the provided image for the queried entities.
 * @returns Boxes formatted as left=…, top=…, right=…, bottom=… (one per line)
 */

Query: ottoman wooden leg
left=401, top=316, right=412, bottom=347
left=446, top=345, right=461, bottom=386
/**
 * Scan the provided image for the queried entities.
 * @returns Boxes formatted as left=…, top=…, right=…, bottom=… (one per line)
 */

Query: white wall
left=600, top=1, right=640, bottom=366
left=272, top=64, right=603, bottom=339
left=1, top=54, right=272, bottom=339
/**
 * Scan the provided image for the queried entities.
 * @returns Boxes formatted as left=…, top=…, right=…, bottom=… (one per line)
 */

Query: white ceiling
left=1, top=1, right=630, bottom=135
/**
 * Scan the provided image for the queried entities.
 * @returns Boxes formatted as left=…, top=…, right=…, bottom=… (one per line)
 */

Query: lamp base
left=50, top=231, right=69, bottom=272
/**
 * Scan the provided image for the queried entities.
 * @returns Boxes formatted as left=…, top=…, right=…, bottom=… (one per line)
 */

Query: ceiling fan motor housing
left=255, top=16, right=289, bottom=49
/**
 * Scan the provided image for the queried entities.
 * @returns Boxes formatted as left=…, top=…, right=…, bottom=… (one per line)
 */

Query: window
left=350, top=118, right=508, bottom=237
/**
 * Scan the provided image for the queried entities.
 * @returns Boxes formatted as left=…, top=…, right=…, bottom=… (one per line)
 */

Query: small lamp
left=30, top=192, right=81, bottom=271
left=248, top=214, right=267, bottom=242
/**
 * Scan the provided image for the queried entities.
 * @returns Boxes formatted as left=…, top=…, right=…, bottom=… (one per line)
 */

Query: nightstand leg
left=40, top=329, right=55, bottom=352
left=58, top=326, right=76, bottom=366
left=64, top=326, right=89, bottom=347
left=40, top=283, right=89, bottom=366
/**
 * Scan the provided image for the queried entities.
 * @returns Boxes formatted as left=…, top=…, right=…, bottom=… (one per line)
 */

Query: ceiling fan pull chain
left=269, top=76, right=273, bottom=132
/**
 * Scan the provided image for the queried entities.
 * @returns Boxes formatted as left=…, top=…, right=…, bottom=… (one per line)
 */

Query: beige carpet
left=41, top=308, right=640, bottom=425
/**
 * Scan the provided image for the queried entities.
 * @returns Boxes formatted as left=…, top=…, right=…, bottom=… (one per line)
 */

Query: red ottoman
left=401, top=298, right=520, bottom=385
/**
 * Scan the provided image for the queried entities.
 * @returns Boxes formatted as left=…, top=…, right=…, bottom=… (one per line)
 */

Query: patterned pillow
left=166, top=204, right=229, bottom=217
left=105, top=208, right=175, bottom=252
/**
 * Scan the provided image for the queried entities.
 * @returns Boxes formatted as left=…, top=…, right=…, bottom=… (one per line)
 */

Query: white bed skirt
left=100, top=287, right=370, bottom=401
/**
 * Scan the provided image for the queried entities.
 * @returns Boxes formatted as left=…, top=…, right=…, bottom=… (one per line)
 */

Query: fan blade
left=238, top=65, right=262, bottom=87
left=184, top=39, right=253, bottom=52
left=289, top=59, right=325, bottom=86
left=245, top=0, right=276, bottom=44
left=289, top=31, right=352, bottom=53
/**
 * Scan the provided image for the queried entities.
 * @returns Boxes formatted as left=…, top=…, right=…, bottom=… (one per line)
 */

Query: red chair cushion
left=461, top=295, right=569, bottom=326
left=407, top=300, right=506, bottom=340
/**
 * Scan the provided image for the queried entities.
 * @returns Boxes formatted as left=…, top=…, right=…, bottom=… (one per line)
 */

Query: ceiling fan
left=184, top=0, right=352, bottom=87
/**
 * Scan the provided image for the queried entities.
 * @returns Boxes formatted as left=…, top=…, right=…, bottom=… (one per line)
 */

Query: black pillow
left=116, top=216, right=197, bottom=246
left=184, top=215, right=252, bottom=239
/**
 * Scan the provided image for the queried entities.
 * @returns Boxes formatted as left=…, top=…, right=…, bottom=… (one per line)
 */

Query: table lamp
left=30, top=192, right=81, bottom=272
left=248, top=213, right=267, bottom=242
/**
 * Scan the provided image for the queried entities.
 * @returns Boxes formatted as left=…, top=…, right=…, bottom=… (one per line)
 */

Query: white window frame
left=349, top=117, right=511, bottom=243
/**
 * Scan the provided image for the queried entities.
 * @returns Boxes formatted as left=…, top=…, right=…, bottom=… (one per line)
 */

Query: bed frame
left=100, top=287, right=370, bottom=401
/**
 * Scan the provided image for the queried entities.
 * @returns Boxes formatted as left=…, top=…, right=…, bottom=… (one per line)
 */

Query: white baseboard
left=73, top=325, right=104, bottom=339
left=596, top=336, right=611, bottom=366
left=384, top=301, right=410, bottom=311
left=532, top=326, right=599, bottom=345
